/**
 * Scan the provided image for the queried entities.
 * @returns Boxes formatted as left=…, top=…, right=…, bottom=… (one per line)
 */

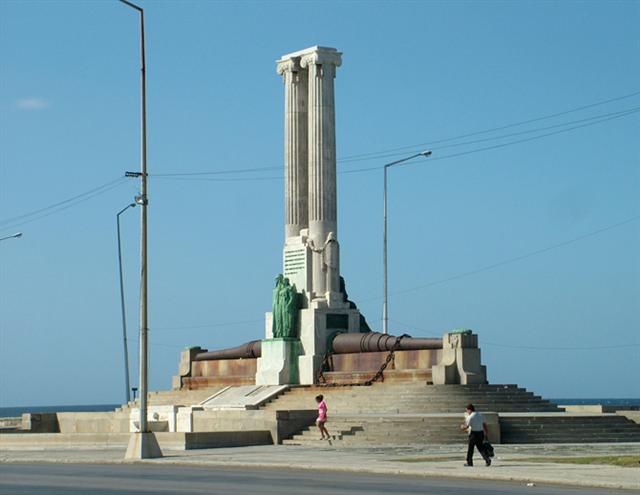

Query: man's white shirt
left=464, top=411, right=484, bottom=432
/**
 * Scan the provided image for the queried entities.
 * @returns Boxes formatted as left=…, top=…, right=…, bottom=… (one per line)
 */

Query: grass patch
left=519, top=456, right=640, bottom=468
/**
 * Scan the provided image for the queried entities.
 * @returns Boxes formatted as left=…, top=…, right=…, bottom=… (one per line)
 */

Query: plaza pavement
left=1, top=442, right=638, bottom=491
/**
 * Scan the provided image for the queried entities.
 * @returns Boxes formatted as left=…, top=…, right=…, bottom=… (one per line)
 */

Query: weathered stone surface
left=432, top=332, right=487, bottom=385
left=255, top=338, right=302, bottom=385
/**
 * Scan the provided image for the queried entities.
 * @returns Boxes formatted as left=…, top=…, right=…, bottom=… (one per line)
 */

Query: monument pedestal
left=432, top=332, right=487, bottom=385
left=298, top=305, right=362, bottom=384
left=255, top=338, right=302, bottom=385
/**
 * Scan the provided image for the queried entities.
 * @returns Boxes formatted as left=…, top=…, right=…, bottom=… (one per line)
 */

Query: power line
left=340, top=108, right=640, bottom=175
left=0, top=177, right=127, bottom=226
left=341, top=106, right=640, bottom=165
left=355, top=214, right=640, bottom=303
left=338, top=89, right=640, bottom=162
left=149, top=106, right=639, bottom=181
left=385, top=319, right=639, bottom=350
left=142, top=214, right=639, bottom=335
left=0, top=179, right=128, bottom=232
left=150, top=91, right=640, bottom=178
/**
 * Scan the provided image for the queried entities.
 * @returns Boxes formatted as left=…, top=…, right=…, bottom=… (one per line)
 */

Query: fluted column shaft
left=277, top=57, right=308, bottom=239
left=301, top=49, right=342, bottom=299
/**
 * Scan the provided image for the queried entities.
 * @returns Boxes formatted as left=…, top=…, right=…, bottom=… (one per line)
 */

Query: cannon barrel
left=194, top=339, right=261, bottom=361
left=331, top=332, right=442, bottom=354
left=193, top=332, right=442, bottom=361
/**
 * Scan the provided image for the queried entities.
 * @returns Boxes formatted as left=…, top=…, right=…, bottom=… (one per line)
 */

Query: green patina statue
left=272, top=275, right=300, bottom=339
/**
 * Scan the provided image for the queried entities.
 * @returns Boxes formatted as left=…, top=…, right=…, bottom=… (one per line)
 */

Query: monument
left=174, top=46, right=488, bottom=390
left=256, top=46, right=365, bottom=386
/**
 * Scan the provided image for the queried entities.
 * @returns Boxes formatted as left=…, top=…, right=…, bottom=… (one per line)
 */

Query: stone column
left=300, top=47, right=342, bottom=302
left=277, top=56, right=308, bottom=240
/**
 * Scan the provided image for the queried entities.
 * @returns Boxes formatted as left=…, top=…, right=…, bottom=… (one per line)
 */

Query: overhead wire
left=339, top=107, right=640, bottom=175
left=142, top=214, right=639, bottom=334
left=355, top=214, right=640, bottom=303
left=149, top=106, right=640, bottom=181
left=0, top=178, right=128, bottom=232
left=385, top=318, right=639, bottom=350
left=337, top=89, right=640, bottom=161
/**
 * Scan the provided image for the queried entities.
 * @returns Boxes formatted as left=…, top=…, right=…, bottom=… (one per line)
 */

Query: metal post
left=382, top=151, right=432, bottom=334
left=120, top=0, right=162, bottom=459
left=383, top=166, right=388, bottom=334
left=117, top=204, right=135, bottom=403
left=137, top=2, right=149, bottom=439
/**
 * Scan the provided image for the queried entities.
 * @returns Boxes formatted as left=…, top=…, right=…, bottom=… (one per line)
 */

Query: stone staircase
left=116, top=387, right=222, bottom=412
left=264, top=383, right=640, bottom=445
left=284, top=414, right=466, bottom=446
left=500, top=414, right=640, bottom=443
left=262, top=383, right=563, bottom=415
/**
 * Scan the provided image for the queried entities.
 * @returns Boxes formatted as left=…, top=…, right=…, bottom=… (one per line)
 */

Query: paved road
left=0, top=463, right=635, bottom=495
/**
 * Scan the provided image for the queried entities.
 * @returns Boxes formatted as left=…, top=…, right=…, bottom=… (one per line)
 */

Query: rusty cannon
left=194, top=332, right=442, bottom=361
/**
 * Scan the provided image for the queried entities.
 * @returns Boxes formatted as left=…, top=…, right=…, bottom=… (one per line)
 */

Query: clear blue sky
left=1, top=0, right=638, bottom=407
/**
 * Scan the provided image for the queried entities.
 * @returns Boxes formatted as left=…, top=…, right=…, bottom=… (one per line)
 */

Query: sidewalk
left=1, top=442, right=639, bottom=490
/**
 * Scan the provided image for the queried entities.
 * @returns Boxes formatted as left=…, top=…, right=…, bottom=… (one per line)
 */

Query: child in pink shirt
left=315, top=394, right=330, bottom=440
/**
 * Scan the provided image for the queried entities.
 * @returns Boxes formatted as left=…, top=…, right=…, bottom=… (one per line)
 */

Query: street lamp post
left=383, top=151, right=432, bottom=335
left=0, top=233, right=22, bottom=242
left=117, top=204, right=135, bottom=404
left=119, top=0, right=162, bottom=459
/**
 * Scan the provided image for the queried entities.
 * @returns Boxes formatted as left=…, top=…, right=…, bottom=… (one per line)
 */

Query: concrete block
left=256, top=338, right=301, bottom=385
left=432, top=332, right=487, bottom=385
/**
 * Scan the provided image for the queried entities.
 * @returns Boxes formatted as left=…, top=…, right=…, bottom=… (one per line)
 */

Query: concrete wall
left=57, top=412, right=130, bottom=434
left=191, top=409, right=316, bottom=444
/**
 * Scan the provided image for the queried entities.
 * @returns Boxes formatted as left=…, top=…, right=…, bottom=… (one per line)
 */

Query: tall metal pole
left=383, top=166, right=389, bottom=334
left=117, top=204, right=135, bottom=403
left=137, top=2, right=149, bottom=438
left=120, top=0, right=161, bottom=459
left=382, top=151, right=432, bottom=335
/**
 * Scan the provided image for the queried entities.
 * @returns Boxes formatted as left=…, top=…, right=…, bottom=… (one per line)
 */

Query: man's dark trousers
left=466, top=431, right=490, bottom=465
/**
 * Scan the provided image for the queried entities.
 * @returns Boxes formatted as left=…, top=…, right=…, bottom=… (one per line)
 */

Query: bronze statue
left=272, top=275, right=300, bottom=338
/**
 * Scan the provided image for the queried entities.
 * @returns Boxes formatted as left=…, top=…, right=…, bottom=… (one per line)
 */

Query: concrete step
left=117, top=388, right=223, bottom=411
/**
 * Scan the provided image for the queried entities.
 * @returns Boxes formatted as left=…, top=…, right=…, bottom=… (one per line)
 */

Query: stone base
left=432, top=332, right=487, bottom=385
left=298, top=306, right=362, bottom=384
left=255, top=338, right=301, bottom=385
left=124, top=432, right=163, bottom=459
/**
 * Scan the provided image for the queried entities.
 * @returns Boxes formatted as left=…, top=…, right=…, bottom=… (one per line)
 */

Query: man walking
left=460, top=403, right=492, bottom=467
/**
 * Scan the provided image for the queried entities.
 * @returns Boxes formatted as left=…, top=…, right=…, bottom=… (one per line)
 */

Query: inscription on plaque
left=284, top=248, right=306, bottom=277
left=283, top=245, right=309, bottom=292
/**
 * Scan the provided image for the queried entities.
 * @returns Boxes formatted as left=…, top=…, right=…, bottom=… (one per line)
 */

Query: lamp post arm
left=0, top=233, right=23, bottom=242
left=382, top=150, right=432, bottom=334
left=384, top=151, right=431, bottom=170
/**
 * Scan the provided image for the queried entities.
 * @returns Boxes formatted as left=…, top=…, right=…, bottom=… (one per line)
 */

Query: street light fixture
left=0, top=232, right=23, bottom=242
left=383, top=150, right=432, bottom=335
left=117, top=203, right=135, bottom=404
left=118, top=0, right=162, bottom=459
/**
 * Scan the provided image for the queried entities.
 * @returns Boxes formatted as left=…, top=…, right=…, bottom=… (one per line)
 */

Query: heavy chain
left=364, top=333, right=410, bottom=386
left=315, top=333, right=411, bottom=388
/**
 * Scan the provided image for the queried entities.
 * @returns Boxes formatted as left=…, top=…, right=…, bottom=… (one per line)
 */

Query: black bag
left=483, top=441, right=495, bottom=458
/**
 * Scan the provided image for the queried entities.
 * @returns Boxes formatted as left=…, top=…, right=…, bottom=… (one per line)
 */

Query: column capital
left=276, top=56, right=303, bottom=76
left=300, top=46, right=342, bottom=69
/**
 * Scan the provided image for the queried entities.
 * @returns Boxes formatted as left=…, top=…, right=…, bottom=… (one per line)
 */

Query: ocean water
left=0, top=404, right=121, bottom=418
